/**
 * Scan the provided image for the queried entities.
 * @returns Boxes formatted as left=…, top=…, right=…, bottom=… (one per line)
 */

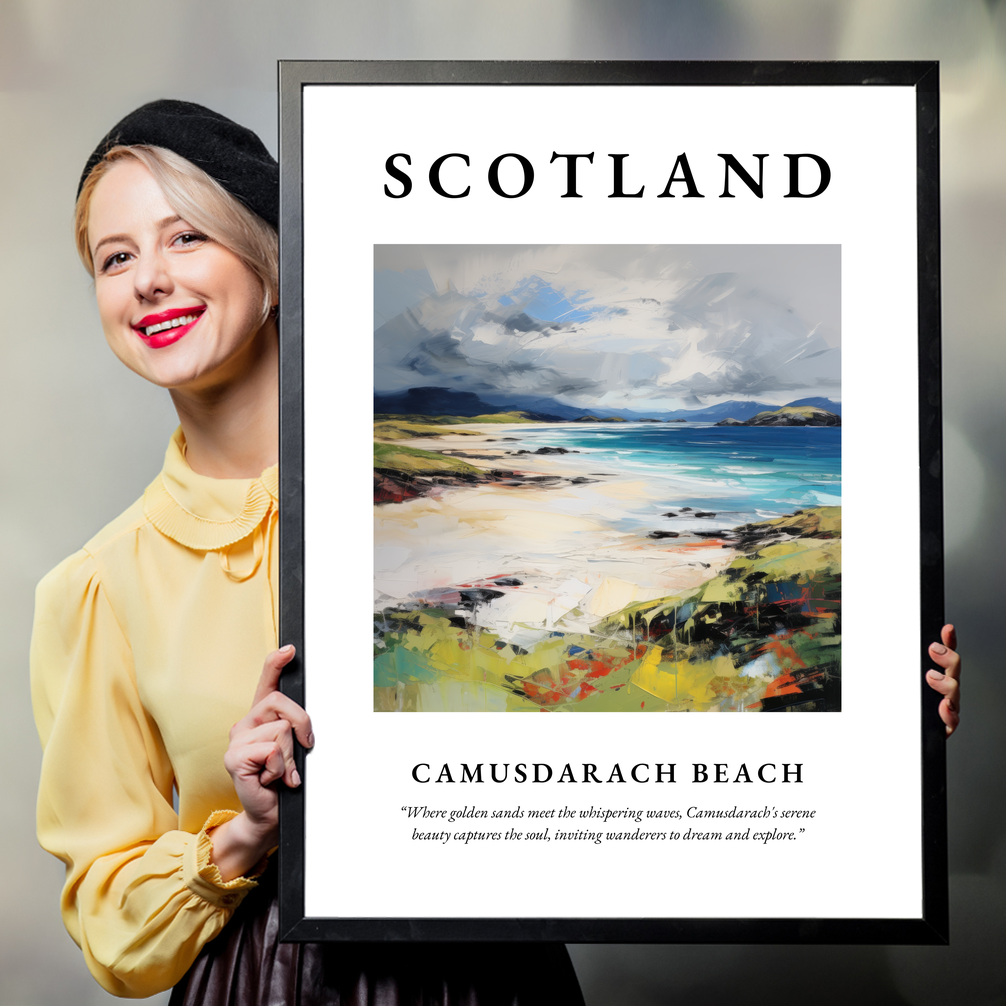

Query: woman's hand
left=926, top=624, right=961, bottom=738
left=209, top=645, right=314, bottom=881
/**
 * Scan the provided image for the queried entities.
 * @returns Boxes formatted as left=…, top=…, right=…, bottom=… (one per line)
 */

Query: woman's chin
left=122, top=353, right=219, bottom=392
left=109, top=323, right=272, bottom=395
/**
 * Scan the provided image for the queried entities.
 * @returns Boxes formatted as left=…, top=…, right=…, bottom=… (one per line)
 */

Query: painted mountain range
left=374, top=386, right=841, bottom=422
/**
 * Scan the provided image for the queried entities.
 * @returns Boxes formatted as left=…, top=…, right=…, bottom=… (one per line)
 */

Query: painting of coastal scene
left=373, top=245, right=841, bottom=713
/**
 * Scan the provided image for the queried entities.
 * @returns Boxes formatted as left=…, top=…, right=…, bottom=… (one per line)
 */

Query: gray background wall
left=1, top=2, right=1002, bottom=1003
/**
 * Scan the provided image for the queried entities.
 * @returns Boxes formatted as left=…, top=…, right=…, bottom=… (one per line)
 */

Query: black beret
left=78, top=99, right=278, bottom=228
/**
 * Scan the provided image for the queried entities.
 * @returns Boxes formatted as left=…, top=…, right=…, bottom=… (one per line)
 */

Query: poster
left=278, top=62, right=945, bottom=942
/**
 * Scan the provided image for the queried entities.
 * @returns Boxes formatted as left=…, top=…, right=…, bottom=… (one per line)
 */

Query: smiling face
left=87, top=158, right=272, bottom=392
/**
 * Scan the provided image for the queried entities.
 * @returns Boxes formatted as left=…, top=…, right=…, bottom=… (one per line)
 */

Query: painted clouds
left=374, top=244, right=840, bottom=411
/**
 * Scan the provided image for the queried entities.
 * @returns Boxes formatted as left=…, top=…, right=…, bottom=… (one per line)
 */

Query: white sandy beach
left=375, top=425, right=737, bottom=643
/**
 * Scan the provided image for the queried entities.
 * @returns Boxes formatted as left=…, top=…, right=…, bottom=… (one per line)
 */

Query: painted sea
left=374, top=421, right=841, bottom=713
left=471, top=422, right=841, bottom=529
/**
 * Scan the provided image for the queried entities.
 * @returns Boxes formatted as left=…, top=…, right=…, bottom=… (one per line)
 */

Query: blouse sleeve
left=30, top=549, right=262, bottom=998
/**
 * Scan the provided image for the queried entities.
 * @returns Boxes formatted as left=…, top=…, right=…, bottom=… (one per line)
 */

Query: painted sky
left=374, top=245, right=840, bottom=411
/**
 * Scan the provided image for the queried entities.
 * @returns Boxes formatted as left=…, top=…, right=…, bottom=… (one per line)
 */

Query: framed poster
left=277, top=61, right=946, bottom=943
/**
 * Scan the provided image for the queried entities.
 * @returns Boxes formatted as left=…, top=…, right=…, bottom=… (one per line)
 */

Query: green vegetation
left=374, top=420, right=483, bottom=441
left=463, top=411, right=539, bottom=424
left=374, top=506, right=841, bottom=713
left=373, top=441, right=482, bottom=474
left=374, top=411, right=538, bottom=428
left=373, top=413, right=541, bottom=442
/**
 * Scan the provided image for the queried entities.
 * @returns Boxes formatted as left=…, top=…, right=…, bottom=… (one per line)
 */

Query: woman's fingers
left=253, top=691, right=314, bottom=748
left=230, top=719, right=301, bottom=788
left=223, top=645, right=311, bottom=812
left=925, top=667, right=959, bottom=703
left=941, top=623, right=958, bottom=654
left=927, top=623, right=961, bottom=737
left=252, top=644, right=296, bottom=707
left=924, top=680, right=960, bottom=736
left=259, top=742, right=289, bottom=787
left=240, top=644, right=314, bottom=749
left=224, top=737, right=286, bottom=786
left=232, top=689, right=313, bottom=750
left=929, top=641, right=961, bottom=681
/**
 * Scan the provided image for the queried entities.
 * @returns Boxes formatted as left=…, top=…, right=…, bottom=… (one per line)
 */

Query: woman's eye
left=173, top=231, right=208, bottom=248
left=101, top=251, right=132, bottom=273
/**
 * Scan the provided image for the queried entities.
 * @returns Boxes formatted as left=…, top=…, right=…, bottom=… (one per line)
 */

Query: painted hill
left=375, top=386, right=843, bottom=424
left=785, top=397, right=842, bottom=416
left=374, top=387, right=566, bottom=421
left=716, top=406, right=841, bottom=427
left=659, top=398, right=841, bottom=422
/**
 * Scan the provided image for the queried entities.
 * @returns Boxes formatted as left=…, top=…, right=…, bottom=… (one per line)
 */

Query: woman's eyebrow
left=92, top=216, right=185, bottom=257
left=92, top=232, right=133, bottom=256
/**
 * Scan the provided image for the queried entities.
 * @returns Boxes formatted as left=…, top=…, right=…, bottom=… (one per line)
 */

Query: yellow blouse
left=31, top=428, right=279, bottom=998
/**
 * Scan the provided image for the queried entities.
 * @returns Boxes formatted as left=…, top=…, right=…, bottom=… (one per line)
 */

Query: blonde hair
left=75, top=145, right=278, bottom=323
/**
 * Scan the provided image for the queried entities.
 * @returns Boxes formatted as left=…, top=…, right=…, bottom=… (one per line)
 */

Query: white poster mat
left=301, top=84, right=919, bottom=920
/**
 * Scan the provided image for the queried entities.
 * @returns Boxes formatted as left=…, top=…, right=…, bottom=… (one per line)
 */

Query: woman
left=31, top=100, right=586, bottom=1003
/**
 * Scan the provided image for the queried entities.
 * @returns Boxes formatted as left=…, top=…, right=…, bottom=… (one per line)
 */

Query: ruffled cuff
left=182, top=810, right=269, bottom=909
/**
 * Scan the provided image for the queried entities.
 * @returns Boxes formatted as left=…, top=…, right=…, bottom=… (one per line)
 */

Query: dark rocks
left=374, top=470, right=423, bottom=504
left=375, top=451, right=608, bottom=505
left=457, top=588, right=504, bottom=610
left=373, top=467, right=483, bottom=504
left=444, top=451, right=512, bottom=460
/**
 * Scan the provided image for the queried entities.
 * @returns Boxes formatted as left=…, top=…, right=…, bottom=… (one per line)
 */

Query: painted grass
left=374, top=413, right=539, bottom=442
left=373, top=441, right=482, bottom=474
left=374, top=507, right=841, bottom=713
left=374, top=420, right=485, bottom=441
left=374, top=411, right=538, bottom=427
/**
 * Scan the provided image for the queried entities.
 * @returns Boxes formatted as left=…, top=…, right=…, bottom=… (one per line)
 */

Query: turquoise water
left=494, top=423, right=841, bottom=530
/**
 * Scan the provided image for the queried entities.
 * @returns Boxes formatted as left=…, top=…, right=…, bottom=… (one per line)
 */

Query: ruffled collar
left=143, top=428, right=278, bottom=551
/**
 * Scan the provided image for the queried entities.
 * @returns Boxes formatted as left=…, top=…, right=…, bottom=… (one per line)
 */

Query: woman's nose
left=133, top=249, right=173, bottom=302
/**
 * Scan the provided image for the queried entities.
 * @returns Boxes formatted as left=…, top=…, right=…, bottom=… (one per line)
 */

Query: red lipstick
left=132, top=306, right=205, bottom=349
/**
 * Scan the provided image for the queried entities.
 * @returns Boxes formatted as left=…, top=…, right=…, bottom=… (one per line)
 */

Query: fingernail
left=280, top=644, right=295, bottom=654
left=931, top=643, right=947, bottom=654
left=927, top=669, right=944, bottom=680
left=946, top=700, right=956, bottom=713
left=292, top=768, right=301, bottom=787
left=306, top=732, right=315, bottom=748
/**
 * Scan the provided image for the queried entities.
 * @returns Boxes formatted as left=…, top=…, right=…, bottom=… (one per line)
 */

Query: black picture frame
left=277, top=60, right=945, bottom=944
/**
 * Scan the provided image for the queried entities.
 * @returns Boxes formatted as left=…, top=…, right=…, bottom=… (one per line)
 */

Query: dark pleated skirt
left=169, top=869, right=585, bottom=1006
